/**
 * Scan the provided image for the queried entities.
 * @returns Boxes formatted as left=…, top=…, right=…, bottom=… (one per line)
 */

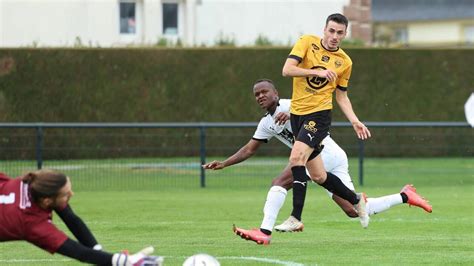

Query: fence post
left=36, top=126, right=43, bottom=169
left=199, top=126, right=206, bottom=188
left=358, top=139, right=364, bottom=186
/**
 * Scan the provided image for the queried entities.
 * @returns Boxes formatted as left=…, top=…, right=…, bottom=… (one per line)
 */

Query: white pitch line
left=217, top=256, right=306, bottom=266
left=0, top=255, right=307, bottom=266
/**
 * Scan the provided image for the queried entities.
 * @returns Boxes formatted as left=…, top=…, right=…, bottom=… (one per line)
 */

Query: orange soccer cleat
left=401, top=184, right=432, bottom=213
left=233, top=225, right=271, bottom=245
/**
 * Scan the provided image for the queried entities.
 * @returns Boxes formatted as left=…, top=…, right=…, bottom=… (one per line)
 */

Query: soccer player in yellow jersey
left=282, top=13, right=372, bottom=227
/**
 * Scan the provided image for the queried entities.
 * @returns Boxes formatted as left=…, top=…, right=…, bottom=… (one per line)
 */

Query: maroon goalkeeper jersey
left=0, top=173, right=68, bottom=253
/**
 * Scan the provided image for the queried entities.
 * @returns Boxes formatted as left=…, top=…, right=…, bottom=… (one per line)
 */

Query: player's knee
left=309, top=172, right=326, bottom=184
left=289, top=153, right=306, bottom=166
left=289, top=156, right=299, bottom=166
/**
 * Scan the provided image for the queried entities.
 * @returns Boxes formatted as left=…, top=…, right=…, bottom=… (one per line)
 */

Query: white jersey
left=253, top=99, right=294, bottom=148
left=252, top=99, right=354, bottom=192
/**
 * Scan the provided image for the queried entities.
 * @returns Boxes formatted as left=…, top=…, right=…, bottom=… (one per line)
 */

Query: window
left=393, top=27, right=408, bottom=44
left=163, top=3, right=178, bottom=35
left=464, top=25, right=474, bottom=44
left=120, top=1, right=136, bottom=34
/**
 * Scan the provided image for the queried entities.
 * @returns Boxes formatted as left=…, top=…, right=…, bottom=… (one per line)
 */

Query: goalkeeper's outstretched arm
left=55, top=205, right=101, bottom=249
left=57, top=239, right=112, bottom=264
left=57, top=239, right=161, bottom=266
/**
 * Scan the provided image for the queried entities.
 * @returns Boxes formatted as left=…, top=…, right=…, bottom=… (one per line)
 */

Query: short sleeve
left=252, top=118, right=274, bottom=142
left=288, top=35, right=311, bottom=63
left=25, top=218, right=69, bottom=253
left=337, top=64, right=352, bottom=89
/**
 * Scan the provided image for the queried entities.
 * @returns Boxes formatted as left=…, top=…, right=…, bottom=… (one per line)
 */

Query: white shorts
left=320, top=136, right=354, bottom=197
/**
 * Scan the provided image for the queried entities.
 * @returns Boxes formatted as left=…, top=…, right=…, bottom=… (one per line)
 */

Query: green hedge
left=0, top=48, right=472, bottom=122
left=0, top=48, right=472, bottom=158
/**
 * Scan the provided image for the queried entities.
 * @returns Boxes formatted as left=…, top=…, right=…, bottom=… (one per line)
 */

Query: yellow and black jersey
left=288, top=34, right=352, bottom=115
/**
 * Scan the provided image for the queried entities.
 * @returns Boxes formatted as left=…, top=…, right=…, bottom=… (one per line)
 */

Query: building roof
left=372, top=0, right=474, bottom=22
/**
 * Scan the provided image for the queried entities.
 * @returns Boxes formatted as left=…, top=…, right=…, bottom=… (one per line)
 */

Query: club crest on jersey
left=321, top=55, right=330, bottom=63
left=335, top=59, right=343, bottom=68
left=304, top=121, right=318, bottom=133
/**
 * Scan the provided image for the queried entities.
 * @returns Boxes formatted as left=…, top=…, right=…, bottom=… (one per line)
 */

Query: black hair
left=253, top=78, right=276, bottom=90
left=326, top=13, right=349, bottom=29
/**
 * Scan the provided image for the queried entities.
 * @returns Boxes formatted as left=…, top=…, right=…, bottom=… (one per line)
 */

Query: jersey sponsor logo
left=278, top=129, right=295, bottom=145
left=303, top=120, right=318, bottom=133
left=307, top=133, right=315, bottom=142
left=311, top=43, right=320, bottom=55
left=335, top=59, right=343, bottom=68
left=306, top=66, right=329, bottom=90
left=321, top=55, right=330, bottom=62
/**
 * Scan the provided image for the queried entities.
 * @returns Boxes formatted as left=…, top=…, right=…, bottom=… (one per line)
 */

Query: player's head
left=323, top=13, right=348, bottom=50
left=253, top=79, right=279, bottom=111
left=21, top=169, right=73, bottom=210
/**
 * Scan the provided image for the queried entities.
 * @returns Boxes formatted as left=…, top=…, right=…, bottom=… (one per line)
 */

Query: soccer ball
left=182, top=253, right=220, bottom=266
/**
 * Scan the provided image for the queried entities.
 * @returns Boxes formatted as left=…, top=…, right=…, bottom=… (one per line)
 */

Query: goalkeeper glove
left=112, top=246, right=164, bottom=266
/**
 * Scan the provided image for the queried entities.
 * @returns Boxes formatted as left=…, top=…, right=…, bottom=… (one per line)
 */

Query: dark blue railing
left=0, top=122, right=470, bottom=187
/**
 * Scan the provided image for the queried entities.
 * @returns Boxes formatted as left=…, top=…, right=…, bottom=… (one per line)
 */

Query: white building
left=372, top=0, right=474, bottom=47
left=0, top=0, right=349, bottom=47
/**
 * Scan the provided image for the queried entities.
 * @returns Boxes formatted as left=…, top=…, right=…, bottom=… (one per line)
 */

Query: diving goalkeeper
left=0, top=169, right=162, bottom=266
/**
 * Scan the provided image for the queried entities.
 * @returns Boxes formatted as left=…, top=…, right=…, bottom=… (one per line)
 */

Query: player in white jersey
left=203, top=79, right=432, bottom=245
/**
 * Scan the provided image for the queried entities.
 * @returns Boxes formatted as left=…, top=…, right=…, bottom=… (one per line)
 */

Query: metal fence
left=0, top=122, right=471, bottom=190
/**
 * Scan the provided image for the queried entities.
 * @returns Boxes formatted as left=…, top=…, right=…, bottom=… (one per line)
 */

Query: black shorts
left=290, top=110, right=331, bottom=161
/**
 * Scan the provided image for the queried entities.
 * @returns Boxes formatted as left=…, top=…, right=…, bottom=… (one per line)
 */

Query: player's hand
left=202, top=161, right=225, bottom=170
left=274, top=112, right=290, bottom=125
left=352, top=121, right=371, bottom=140
left=314, top=69, right=337, bottom=82
left=112, top=246, right=164, bottom=266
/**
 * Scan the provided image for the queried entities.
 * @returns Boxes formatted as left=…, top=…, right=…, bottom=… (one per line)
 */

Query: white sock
left=260, top=186, right=287, bottom=231
left=366, top=194, right=403, bottom=216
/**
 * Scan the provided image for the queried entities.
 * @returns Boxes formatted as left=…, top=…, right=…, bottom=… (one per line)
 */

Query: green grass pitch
left=0, top=157, right=472, bottom=265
